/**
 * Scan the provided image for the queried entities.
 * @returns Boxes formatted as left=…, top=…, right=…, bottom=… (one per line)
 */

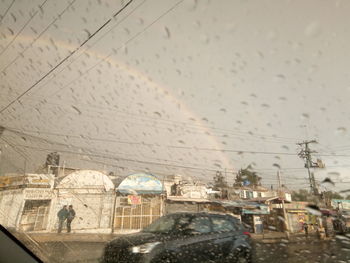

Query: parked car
left=101, top=212, right=253, bottom=263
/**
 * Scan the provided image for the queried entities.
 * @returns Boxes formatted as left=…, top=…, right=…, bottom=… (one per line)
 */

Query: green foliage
left=234, top=165, right=262, bottom=187
left=292, top=189, right=344, bottom=202
left=291, top=189, right=309, bottom=201
left=322, top=191, right=343, bottom=200
left=213, top=171, right=228, bottom=189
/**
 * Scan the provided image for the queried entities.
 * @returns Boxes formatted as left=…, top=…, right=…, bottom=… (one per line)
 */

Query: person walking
left=67, top=205, right=76, bottom=233
left=57, top=205, right=68, bottom=233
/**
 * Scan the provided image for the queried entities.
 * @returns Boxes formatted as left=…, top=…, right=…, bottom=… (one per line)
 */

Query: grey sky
left=0, top=0, right=350, bottom=193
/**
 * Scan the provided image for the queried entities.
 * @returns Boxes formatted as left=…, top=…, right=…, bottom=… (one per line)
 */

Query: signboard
left=117, top=173, right=164, bottom=195
left=0, top=174, right=54, bottom=188
left=331, top=199, right=350, bottom=210
left=25, top=174, right=54, bottom=188
left=128, top=195, right=142, bottom=205
left=24, top=189, right=53, bottom=200
left=0, top=176, right=24, bottom=188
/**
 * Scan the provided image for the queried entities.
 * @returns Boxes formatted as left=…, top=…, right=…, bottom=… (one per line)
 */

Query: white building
left=0, top=173, right=55, bottom=231
left=48, top=170, right=115, bottom=233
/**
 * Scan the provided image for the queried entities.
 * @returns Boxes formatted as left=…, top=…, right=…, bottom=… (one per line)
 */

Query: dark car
left=101, top=212, right=253, bottom=263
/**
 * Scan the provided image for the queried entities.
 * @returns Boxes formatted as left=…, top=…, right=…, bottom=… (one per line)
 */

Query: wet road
left=35, top=237, right=350, bottom=263
left=254, top=237, right=350, bottom=263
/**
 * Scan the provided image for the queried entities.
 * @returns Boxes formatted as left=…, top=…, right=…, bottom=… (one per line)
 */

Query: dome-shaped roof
left=117, top=173, right=163, bottom=194
left=57, top=170, right=114, bottom=191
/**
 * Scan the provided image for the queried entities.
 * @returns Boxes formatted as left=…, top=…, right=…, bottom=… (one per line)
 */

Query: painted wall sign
left=25, top=174, right=54, bottom=188
left=128, top=195, right=142, bottom=205
left=24, top=189, right=53, bottom=200
left=117, top=173, right=164, bottom=194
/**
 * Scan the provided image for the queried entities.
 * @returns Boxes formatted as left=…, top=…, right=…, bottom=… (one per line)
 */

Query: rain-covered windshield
left=1, top=0, right=350, bottom=262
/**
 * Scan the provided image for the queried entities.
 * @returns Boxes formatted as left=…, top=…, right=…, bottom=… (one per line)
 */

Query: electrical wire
left=3, top=125, right=300, bottom=158
left=0, top=0, right=134, bottom=114
left=0, top=0, right=15, bottom=24
left=0, top=0, right=49, bottom=57
left=0, top=0, right=76, bottom=74
left=13, top=95, right=299, bottom=144
left=1, top=0, right=184, bottom=120
left=31, top=0, right=147, bottom=97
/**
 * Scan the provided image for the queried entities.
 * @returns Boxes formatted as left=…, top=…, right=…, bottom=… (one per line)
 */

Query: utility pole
left=0, top=126, right=4, bottom=177
left=277, top=169, right=290, bottom=239
left=297, top=140, right=324, bottom=196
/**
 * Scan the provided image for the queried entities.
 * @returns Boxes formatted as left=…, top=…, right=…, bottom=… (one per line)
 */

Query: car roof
left=166, top=212, right=234, bottom=218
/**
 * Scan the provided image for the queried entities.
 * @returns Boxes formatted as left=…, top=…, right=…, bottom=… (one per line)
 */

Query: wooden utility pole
left=277, top=169, right=290, bottom=238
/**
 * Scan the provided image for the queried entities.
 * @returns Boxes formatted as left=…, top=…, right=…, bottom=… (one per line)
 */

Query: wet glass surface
left=1, top=0, right=350, bottom=262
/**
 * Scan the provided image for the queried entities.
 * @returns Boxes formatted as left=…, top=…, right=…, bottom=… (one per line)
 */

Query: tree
left=322, top=191, right=343, bottom=200
left=292, top=189, right=344, bottom=202
left=291, top=189, right=309, bottom=201
left=234, top=165, right=261, bottom=187
left=213, top=171, right=228, bottom=189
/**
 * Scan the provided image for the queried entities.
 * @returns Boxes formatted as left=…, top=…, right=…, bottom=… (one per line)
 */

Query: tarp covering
left=215, top=200, right=270, bottom=215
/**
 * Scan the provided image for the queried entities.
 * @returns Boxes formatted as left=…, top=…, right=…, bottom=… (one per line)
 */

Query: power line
left=2, top=128, right=229, bottom=172
left=2, top=131, right=225, bottom=172
left=2, top=104, right=298, bottom=146
left=5, top=143, right=227, bottom=173
left=2, top=125, right=298, bottom=156
left=14, top=94, right=299, bottom=143
left=0, top=0, right=76, bottom=74
left=1, top=96, right=298, bottom=145
left=0, top=0, right=134, bottom=114
left=0, top=0, right=48, bottom=57
left=0, top=0, right=15, bottom=24
left=5, top=0, right=184, bottom=118
left=0, top=137, right=30, bottom=169
left=31, top=0, right=147, bottom=97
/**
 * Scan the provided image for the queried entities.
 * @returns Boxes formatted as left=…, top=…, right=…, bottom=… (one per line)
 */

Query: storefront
left=0, top=173, right=54, bottom=232
left=114, top=173, right=165, bottom=234
left=241, top=203, right=269, bottom=234
left=19, top=188, right=53, bottom=231
left=286, top=209, right=307, bottom=233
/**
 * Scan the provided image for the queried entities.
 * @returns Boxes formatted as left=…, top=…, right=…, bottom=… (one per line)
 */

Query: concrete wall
left=0, top=189, right=24, bottom=228
left=48, top=189, right=114, bottom=233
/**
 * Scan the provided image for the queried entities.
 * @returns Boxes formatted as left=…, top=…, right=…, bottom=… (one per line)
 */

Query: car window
left=187, top=216, right=211, bottom=234
left=211, top=217, right=236, bottom=232
left=142, top=215, right=176, bottom=233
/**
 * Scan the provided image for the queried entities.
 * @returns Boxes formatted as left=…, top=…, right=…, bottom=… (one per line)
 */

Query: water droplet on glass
left=305, top=21, right=322, bottom=37
left=163, top=27, right=171, bottom=39
left=301, top=113, right=310, bottom=120
left=281, top=145, right=289, bottom=151
left=335, top=127, right=347, bottom=135
left=274, top=74, right=286, bottom=82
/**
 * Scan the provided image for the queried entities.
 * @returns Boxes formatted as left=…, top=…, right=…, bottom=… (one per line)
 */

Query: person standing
left=303, top=222, right=309, bottom=238
left=67, top=205, right=76, bottom=233
left=57, top=205, right=68, bottom=233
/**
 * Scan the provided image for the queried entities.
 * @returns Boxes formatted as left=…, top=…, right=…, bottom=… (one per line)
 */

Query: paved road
left=254, top=237, right=350, bottom=263
left=23, top=235, right=350, bottom=262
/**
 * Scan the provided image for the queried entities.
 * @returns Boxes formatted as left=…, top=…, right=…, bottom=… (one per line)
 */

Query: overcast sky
left=0, top=0, right=350, bottom=193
